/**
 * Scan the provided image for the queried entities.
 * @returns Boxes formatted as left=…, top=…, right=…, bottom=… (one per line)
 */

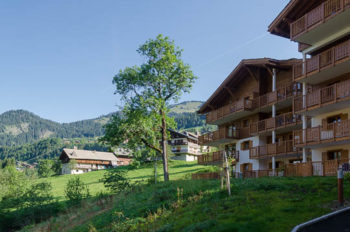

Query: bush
left=345, top=172, right=350, bottom=183
left=129, top=160, right=141, bottom=169
left=65, top=176, right=90, bottom=204
left=100, top=168, right=130, bottom=193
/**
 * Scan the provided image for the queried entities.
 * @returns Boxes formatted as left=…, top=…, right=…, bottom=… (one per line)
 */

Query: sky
left=0, top=0, right=300, bottom=123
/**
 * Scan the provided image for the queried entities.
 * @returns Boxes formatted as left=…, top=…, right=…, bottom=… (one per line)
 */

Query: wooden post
left=223, top=151, right=231, bottom=196
left=338, top=168, right=344, bottom=206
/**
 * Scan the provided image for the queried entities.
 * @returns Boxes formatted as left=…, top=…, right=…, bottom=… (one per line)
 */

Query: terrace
left=197, top=150, right=239, bottom=166
left=293, top=39, right=350, bottom=83
left=293, top=78, right=350, bottom=115
left=290, top=0, right=350, bottom=43
left=293, top=119, right=350, bottom=148
left=198, top=127, right=249, bottom=146
left=249, top=140, right=302, bottom=159
left=249, top=112, right=302, bottom=136
left=206, top=83, right=301, bottom=125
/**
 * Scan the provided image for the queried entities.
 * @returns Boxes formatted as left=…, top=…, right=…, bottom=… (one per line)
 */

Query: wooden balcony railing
left=293, top=39, right=350, bottom=81
left=250, top=140, right=301, bottom=159
left=250, top=112, right=302, bottom=135
left=206, top=98, right=257, bottom=124
left=234, top=159, right=350, bottom=178
left=294, top=119, right=350, bottom=146
left=293, top=79, right=350, bottom=113
left=198, top=126, right=246, bottom=145
left=197, top=150, right=239, bottom=165
left=206, top=83, right=302, bottom=124
left=290, top=0, right=350, bottom=40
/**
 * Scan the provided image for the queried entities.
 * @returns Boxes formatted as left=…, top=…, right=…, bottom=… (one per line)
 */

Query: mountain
left=0, top=110, right=111, bottom=146
left=0, top=101, right=208, bottom=146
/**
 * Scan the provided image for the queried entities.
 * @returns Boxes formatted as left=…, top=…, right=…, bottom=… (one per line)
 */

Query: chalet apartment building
left=168, top=129, right=210, bottom=162
left=198, top=0, right=350, bottom=177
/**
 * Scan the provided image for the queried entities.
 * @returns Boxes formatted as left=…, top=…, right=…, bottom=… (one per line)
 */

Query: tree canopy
left=102, top=34, right=197, bottom=181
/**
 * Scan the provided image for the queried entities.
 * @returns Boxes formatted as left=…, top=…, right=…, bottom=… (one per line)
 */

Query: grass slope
left=37, top=160, right=212, bottom=201
left=25, top=163, right=350, bottom=232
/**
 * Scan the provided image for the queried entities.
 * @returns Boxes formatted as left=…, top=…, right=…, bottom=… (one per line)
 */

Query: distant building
left=59, top=147, right=118, bottom=174
left=113, top=147, right=133, bottom=166
left=168, top=129, right=210, bottom=162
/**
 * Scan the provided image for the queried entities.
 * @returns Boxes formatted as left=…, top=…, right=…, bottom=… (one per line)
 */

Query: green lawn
left=38, top=160, right=213, bottom=201
left=25, top=167, right=350, bottom=232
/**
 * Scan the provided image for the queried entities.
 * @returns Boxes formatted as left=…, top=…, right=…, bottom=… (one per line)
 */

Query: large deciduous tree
left=102, top=35, right=196, bottom=181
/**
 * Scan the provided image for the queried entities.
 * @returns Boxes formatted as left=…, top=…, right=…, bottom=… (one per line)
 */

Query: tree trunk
left=160, top=110, right=169, bottom=181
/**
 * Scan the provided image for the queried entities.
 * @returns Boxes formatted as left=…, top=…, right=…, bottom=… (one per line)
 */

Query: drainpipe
left=272, top=68, right=277, bottom=176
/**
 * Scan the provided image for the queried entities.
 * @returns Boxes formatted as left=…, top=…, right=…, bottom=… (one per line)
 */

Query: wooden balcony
left=206, top=83, right=301, bottom=125
left=249, top=140, right=301, bottom=159
left=290, top=0, right=350, bottom=42
left=292, top=39, right=350, bottom=83
left=198, top=127, right=249, bottom=146
left=293, top=79, right=350, bottom=114
left=294, top=119, right=350, bottom=147
left=249, top=112, right=302, bottom=135
left=197, top=150, right=239, bottom=166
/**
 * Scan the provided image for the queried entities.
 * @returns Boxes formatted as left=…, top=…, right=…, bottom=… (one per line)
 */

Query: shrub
left=64, top=176, right=90, bottom=204
left=100, top=168, right=130, bottom=193
left=345, top=172, right=350, bottom=183
left=129, top=160, right=141, bottom=169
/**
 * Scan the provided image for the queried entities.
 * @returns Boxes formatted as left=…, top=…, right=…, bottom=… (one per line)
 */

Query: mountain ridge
left=0, top=101, right=206, bottom=146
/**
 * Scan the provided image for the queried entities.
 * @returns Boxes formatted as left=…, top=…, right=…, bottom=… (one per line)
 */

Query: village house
left=168, top=129, right=210, bottom=162
left=197, top=0, right=350, bottom=178
left=59, top=147, right=119, bottom=174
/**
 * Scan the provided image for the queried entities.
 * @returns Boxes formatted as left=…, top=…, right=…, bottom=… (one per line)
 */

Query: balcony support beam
left=302, top=148, right=307, bottom=163
left=272, top=68, right=277, bottom=92
left=272, top=156, right=276, bottom=176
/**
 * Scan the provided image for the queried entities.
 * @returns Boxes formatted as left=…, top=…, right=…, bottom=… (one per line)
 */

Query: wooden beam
left=264, top=65, right=273, bottom=77
left=245, top=66, right=259, bottom=81
left=224, top=87, right=235, bottom=98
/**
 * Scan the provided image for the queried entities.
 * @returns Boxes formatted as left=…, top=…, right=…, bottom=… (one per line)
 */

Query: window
left=327, top=150, right=342, bottom=160
left=243, top=119, right=250, bottom=128
left=327, top=115, right=341, bottom=124
left=241, top=141, right=251, bottom=150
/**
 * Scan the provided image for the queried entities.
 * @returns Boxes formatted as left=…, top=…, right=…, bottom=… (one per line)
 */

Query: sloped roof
left=197, top=58, right=299, bottom=114
left=61, top=148, right=118, bottom=161
left=268, top=0, right=321, bottom=38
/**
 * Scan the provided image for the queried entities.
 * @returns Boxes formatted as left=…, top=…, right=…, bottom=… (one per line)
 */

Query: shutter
left=322, top=119, right=327, bottom=130
left=341, top=114, right=348, bottom=121
left=341, top=150, right=349, bottom=161
left=322, top=152, right=328, bottom=161
left=240, top=164, right=244, bottom=172
left=248, top=163, right=253, bottom=171
left=240, top=142, right=243, bottom=150
left=249, top=140, right=253, bottom=149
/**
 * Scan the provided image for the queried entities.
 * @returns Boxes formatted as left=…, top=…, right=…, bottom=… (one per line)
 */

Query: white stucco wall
left=236, top=136, right=261, bottom=171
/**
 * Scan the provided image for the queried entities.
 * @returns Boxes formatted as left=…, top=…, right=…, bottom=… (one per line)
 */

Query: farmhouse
left=59, top=148, right=118, bottom=174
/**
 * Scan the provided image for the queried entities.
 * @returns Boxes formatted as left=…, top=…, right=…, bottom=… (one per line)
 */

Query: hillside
left=0, top=101, right=208, bottom=146
left=17, top=165, right=349, bottom=232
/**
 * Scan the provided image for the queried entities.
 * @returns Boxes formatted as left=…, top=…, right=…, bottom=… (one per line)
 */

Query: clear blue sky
left=0, top=0, right=300, bottom=123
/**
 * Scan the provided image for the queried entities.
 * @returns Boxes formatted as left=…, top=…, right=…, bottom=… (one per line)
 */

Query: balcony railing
left=198, top=150, right=239, bottom=165
left=292, top=39, right=350, bottom=81
left=250, top=140, right=300, bottom=159
left=294, top=119, right=350, bottom=146
left=290, top=0, right=350, bottom=40
left=198, top=127, right=247, bottom=145
left=250, top=112, right=302, bottom=135
left=168, top=140, right=188, bottom=146
left=293, top=78, right=350, bottom=113
left=206, top=83, right=302, bottom=124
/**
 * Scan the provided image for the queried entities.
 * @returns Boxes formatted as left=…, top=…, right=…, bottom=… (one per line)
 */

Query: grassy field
left=38, top=160, right=213, bottom=200
left=23, top=164, right=350, bottom=232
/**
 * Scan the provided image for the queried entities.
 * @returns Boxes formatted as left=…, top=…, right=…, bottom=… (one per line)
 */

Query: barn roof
left=60, top=148, right=118, bottom=161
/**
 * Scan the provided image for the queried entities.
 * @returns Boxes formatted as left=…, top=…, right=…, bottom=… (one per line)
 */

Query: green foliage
left=345, top=172, right=350, bottom=183
left=129, top=160, right=141, bottom=169
left=0, top=137, right=110, bottom=164
left=101, top=34, right=197, bottom=181
left=100, top=168, right=130, bottom=193
left=65, top=176, right=90, bottom=204
left=0, top=110, right=110, bottom=146
left=0, top=157, right=16, bottom=168
left=38, top=159, right=55, bottom=177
